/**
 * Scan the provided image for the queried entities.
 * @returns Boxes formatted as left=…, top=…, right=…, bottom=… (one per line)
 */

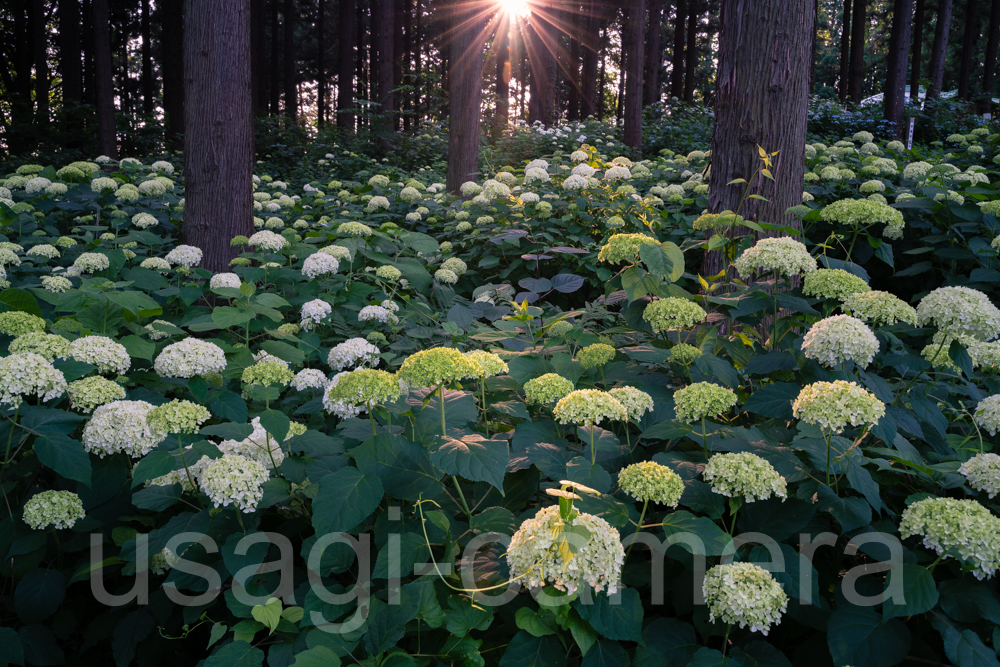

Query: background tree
left=985, top=0, right=1000, bottom=97
left=338, top=0, right=356, bottom=131
left=848, top=0, right=865, bottom=103
left=623, top=0, right=646, bottom=152
left=644, top=0, right=662, bottom=106
left=909, top=0, right=925, bottom=99
left=445, top=0, right=488, bottom=192
left=838, top=0, right=850, bottom=100
left=926, top=0, right=953, bottom=99
left=93, top=0, right=116, bottom=157
left=884, top=0, right=913, bottom=136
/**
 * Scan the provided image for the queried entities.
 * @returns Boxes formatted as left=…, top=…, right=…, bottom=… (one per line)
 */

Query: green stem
left=772, top=292, right=779, bottom=352
left=439, top=384, right=447, bottom=439
left=845, top=230, right=860, bottom=263
left=892, top=337, right=947, bottom=405
left=625, top=500, right=648, bottom=562
left=3, top=405, right=20, bottom=465
left=177, top=435, right=199, bottom=499
left=369, top=410, right=377, bottom=436
left=701, top=417, right=709, bottom=459
left=721, top=624, right=732, bottom=657
left=481, top=381, right=490, bottom=437
left=236, top=510, right=246, bottom=532
left=452, top=475, right=472, bottom=517
left=824, top=429, right=832, bottom=488
left=590, top=425, right=597, bottom=465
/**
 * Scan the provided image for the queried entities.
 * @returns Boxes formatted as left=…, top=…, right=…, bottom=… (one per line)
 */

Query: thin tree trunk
left=33, top=0, right=49, bottom=130
left=910, top=0, right=925, bottom=100
left=415, top=0, right=422, bottom=125
left=161, top=0, right=185, bottom=145
left=624, top=0, right=646, bottom=151
left=356, top=0, right=366, bottom=127
left=598, top=26, right=606, bottom=119
left=318, top=0, right=325, bottom=126
left=848, top=0, right=866, bottom=103
left=183, top=0, right=254, bottom=272
left=984, top=0, right=1000, bottom=97
left=93, top=0, right=116, bottom=156
left=141, top=0, right=154, bottom=116
left=338, top=0, right=355, bottom=131
left=581, top=0, right=600, bottom=117
left=705, top=0, right=815, bottom=277
left=567, top=9, right=580, bottom=121
left=809, top=0, right=819, bottom=94
left=616, top=28, right=625, bottom=123
left=252, top=0, right=265, bottom=115
left=83, top=0, right=94, bottom=105
left=373, top=0, right=394, bottom=147
left=283, top=0, right=296, bottom=119
left=644, top=0, right=663, bottom=105
left=403, top=0, right=412, bottom=130
left=393, top=0, right=404, bottom=130
left=526, top=14, right=555, bottom=125
left=445, top=0, right=486, bottom=193
left=270, top=0, right=280, bottom=114
left=58, top=0, right=82, bottom=105
left=684, top=0, right=697, bottom=101
left=839, top=0, right=851, bottom=100
left=884, top=0, right=914, bottom=136
left=672, top=0, right=686, bottom=97
left=927, top=0, right=953, bottom=99
left=957, top=0, right=978, bottom=99
left=495, top=12, right=510, bottom=135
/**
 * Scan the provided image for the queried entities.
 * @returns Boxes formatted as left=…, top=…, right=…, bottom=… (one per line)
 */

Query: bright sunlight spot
left=498, top=0, right=530, bottom=18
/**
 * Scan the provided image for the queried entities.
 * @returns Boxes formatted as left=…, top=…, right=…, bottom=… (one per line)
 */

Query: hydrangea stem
left=480, top=382, right=490, bottom=437
left=721, top=624, right=732, bottom=657
left=625, top=499, right=649, bottom=562
left=824, top=428, right=833, bottom=488
left=2, top=405, right=20, bottom=466
left=452, top=475, right=472, bottom=517
left=439, top=383, right=447, bottom=439
left=177, top=434, right=198, bottom=497
left=701, top=417, right=709, bottom=459
left=590, top=425, right=597, bottom=465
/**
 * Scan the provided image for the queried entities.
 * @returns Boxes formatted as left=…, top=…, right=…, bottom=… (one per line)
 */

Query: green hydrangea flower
left=8, top=331, right=71, bottom=361
left=524, top=373, right=574, bottom=405
left=322, top=368, right=402, bottom=418
left=673, top=382, right=737, bottom=424
left=703, top=563, right=788, bottom=635
left=791, top=380, right=885, bottom=433
left=900, top=497, right=1000, bottom=580
left=67, top=376, right=126, bottom=413
left=917, top=286, right=1000, bottom=341
left=148, top=399, right=212, bottom=435
left=841, top=290, right=918, bottom=326
left=703, top=452, right=787, bottom=502
left=802, top=268, right=870, bottom=301
left=578, top=343, right=616, bottom=369
left=397, top=347, right=481, bottom=388
left=608, top=386, right=654, bottom=421
left=618, top=461, right=683, bottom=506
left=669, top=343, right=702, bottom=364
left=375, top=265, right=402, bottom=281
left=959, top=453, right=1000, bottom=499
left=0, top=311, right=46, bottom=337
left=465, top=350, right=508, bottom=378
left=733, top=237, right=817, bottom=278
left=242, top=360, right=295, bottom=387
left=597, top=233, right=660, bottom=264
left=553, top=389, right=627, bottom=427
left=23, top=490, right=86, bottom=530
left=642, top=298, right=706, bottom=332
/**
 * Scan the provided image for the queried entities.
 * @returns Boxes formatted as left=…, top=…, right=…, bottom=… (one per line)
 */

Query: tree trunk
left=270, top=0, right=280, bottom=114
left=93, top=0, right=116, bottom=156
left=581, top=0, right=600, bottom=117
left=884, top=0, right=914, bottom=136
left=83, top=0, right=94, bottom=105
left=183, top=0, right=254, bottom=272
left=684, top=0, right=697, bottom=101
left=616, top=25, right=625, bottom=123
left=848, top=0, right=865, bottom=103
left=495, top=13, right=510, bottom=134
left=567, top=9, right=580, bottom=121
left=984, top=0, right=1000, bottom=97
left=373, top=0, right=394, bottom=147
left=809, top=0, right=818, bottom=94
left=838, top=0, right=851, bottom=100
left=672, top=0, right=686, bottom=97
left=415, top=0, right=423, bottom=124
left=705, top=0, right=815, bottom=277
left=403, top=0, right=412, bottom=130
left=252, top=0, right=264, bottom=115
left=910, top=0, right=925, bottom=100
left=161, top=0, right=185, bottom=145
left=141, top=0, right=154, bottom=116
left=644, top=0, right=662, bottom=105
left=317, top=0, right=325, bottom=126
left=337, top=0, right=356, bottom=131
left=526, top=14, right=555, bottom=125
left=393, top=0, right=404, bottom=130
left=624, top=0, right=646, bottom=151
left=926, top=0, right=953, bottom=99
left=283, top=0, right=296, bottom=119
left=33, top=0, right=49, bottom=130
left=598, top=26, right=606, bottom=118
left=957, top=0, right=978, bottom=99
left=356, top=0, right=366, bottom=127
left=445, top=0, right=486, bottom=193
left=58, top=0, right=83, bottom=105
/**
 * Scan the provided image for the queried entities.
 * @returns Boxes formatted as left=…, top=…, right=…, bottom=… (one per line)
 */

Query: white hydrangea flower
left=292, top=368, right=330, bottom=391
left=604, top=166, right=631, bottom=180
left=358, top=305, right=399, bottom=325
left=0, top=352, right=68, bottom=407
left=703, top=563, right=788, bottom=635
left=327, top=337, right=381, bottom=370
left=917, top=286, right=1000, bottom=341
left=524, top=167, right=550, bottom=184
left=82, top=400, right=166, bottom=458
left=73, top=252, right=110, bottom=273
left=154, top=338, right=227, bottom=378
left=302, top=252, right=339, bottom=279
left=703, top=452, right=787, bottom=502
left=23, top=490, right=86, bottom=530
left=200, top=454, right=270, bottom=513
left=563, top=174, right=588, bottom=190
left=733, top=236, right=817, bottom=278
left=959, top=453, right=1000, bottom=499
left=801, top=315, right=879, bottom=369
left=572, top=163, right=597, bottom=178
left=365, top=195, right=390, bottom=212
left=209, top=273, right=241, bottom=290
left=217, top=417, right=285, bottom=469
left=27, top=244, right=60, bottom=259
left=69, top=336, right=131, bottom=375
left=165, top=245, right=203, bottom=268
left=140, top=257, right=171, bottom=272
left=300, top=299, right=332, bottom=331
left=248, top=230, right=287, bottom=252
left=900, top=497, right=1000, bottom=580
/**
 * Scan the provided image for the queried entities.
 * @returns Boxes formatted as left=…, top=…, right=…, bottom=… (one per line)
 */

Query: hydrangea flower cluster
left=958, top=453, right=1000, bottom=499
left=618, top=461, right=683, bottom=506
left=465, top=350, right=508, bottom=377
left=302, top=252, right=339, bottom=278
left=524, top=373, right=575, bottom=405
left=73, top=252, right=111, bottom=273
left=327, top=337, right=381, bottom=370
left=642, top=298, right=706, bottom=332
left=82, top=400, right=165, bottom=457
left=148, top=400, right=211, bottom=435
left=703, top=452, right=787, bottom=502
left=801, top=315, right=879, bottom=368
left=507, top=505, right=624, bottom=594
left=164, top=245, right=203, bottom=268
left=733, top=237, right=817, bottom=278
left=154, top=338, right=227, bottom=378
left=291, top=368, right=329, bottom=391
left=792, top=381, right=885, bottom=433
left=70, top=335, right=131, bottom=375
left=248, top=230, right=288, bottom=252
left=300, top=299, right=333, bottom=330
left=358, top=305, right=399, bottom=325
left=67, top=376, right=126, bottom=413
left=0, top=352, right=67, bottom=407
left=323, top=369, right=402, bottom=418
left=9, top=331, right=72, bottom=361
left=42, top=276, right=72, bottom=293
left=802, top=268, right=870, bottom=301
left=597, top=233, right=660, bottom=264
left=337, top=221, right=373, bottom=236
left=608, top=386, right=654, bottom=421
left=841, top=290, right=918, bottom=326
left=26, top=244, right=60, bottom=259
left=23, top=490, right=86, bottom=530
left=673, top=382, right=737, bottom=424
left=553, top=389, right=627, bottom=426
left=199, top=454, right=270, bottom=513
left=899, top=497, right=1000, bottom=580
left=578, top=343, right=616, bottom=369
left=974, top=394, right=1000, bottom=436
left=435, top=268, right=458, bottom=284
left=397, top=347, right=480, bottom=388
left=669, top=343, right=703, bottom=364
left=217, top=417, right=286, bottom=469
left=703, top=563, right=788, bottom=634
left=820, top=198, right=905, bottom=237
left=209, top=273, right=241, bottom=289
left=917, top=286, right=1000, bottom=341
left=375, top=265, right=402, bottom=281
left=242, top=360, right=295, bottom=387
left=0, top=311, right=46, bottom=336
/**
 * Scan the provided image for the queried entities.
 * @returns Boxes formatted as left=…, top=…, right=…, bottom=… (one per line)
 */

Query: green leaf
left=470, top=507, right=517, bottom=536
left=941, top=628, right=1000, bottom=667
left=499, top=632, right=564, bottom=667
left=259, top=409, right=290, bottom=442
left=567, top=611, right=598, bottom=656
left=639, top=242, right=675, bottom=280
left=0, top=288, right=43, bottom=316
left=363, top=592, right=419, bottom=655
left=251, top=598, right=283, bottom=634
left=34, top=433, right=92, bottom=485
left=112, top=610, right=155, bottom=667
left=119, top=334, right=156, bottom=361
left=15, top=569, right=66, bottom=623
left=827, top=605, right=910, bottom=667
left=0, top=626, right=25, bottom=666
left=581, top=640, right=631, bottom=667
left=207, top=623, right=228, bottom=650
left=883, top=564, right=938, bottom=620
left=311, top=467, right=384, bottom=535
left=430, top=434, right=508, bottom=492
left=730, top=641, right=792, bottom=667
left=132, top=483, right=183, bottom=510
left=18, top=625, right=64, bottom=666
left=261, top=340, right=306, bottom=365
left=107, top=290, right=162, bottom=317
left=661, top=510, right=731, bottom=556
left=515, top=608, right=559, bottom=637
left=352, top=434, right=441, bottom=501
left=688, top=647, right=741, bottom=667
left=210, top=392, right=249, bottom=423
left=445, top=598, right=494, bottom=637
left=817, top=484, right=872, bottom=532
left=212, top=306, right=254, bottom=329
left=290, top=646, right=342, bottom=667
left=573, top=588, right=643, bottom=642
left=204, top=641, right=265, bottom=667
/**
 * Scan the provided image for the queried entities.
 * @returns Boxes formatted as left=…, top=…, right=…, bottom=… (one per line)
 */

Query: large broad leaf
left=34, top=433, right=92, bottom=485
left=882, top=564, right=938, bottom=620
left=132, top=483, right=183, bottom=511
left=430, top=434, right=508, bottom=492
left=661, top=510, right=731, bottom=556
left=261, top=340, right=306, bottom=365
left=940, top=628, right=1000, bottom=667
left=0, top=288, right=43, bottom=316
left=352, top=434, right=440, bottom=501
left=731, top=641, right=793, bottom=667
left=691, top=354, right=738, bottom=388
left=742, top=383, right=799, bottom=420
left=499, top=632, right=564, bottom=667
left=17, top=625, right=64, bottom=666
left=311, top=467, right=384, bottom=535
left=633, top=618, right=698, bottom=667
left=817, top=484, right=872, bottom=532
left=112, top=610, right=155, bottom=667
left=827, top=605, right=910, bottom=667
left=290, top=646, right=342, bottom=667
left=737, top=498, right=816, bottom=542
left=687, top=648, right=741, bottom=667
left=573, top=588, right=643, bottom=642
left=259, top=409, right=290, bottom=442
left=211, top=306, right=255, bottom=329
left=363, top=593, right=420, bottom=656
left=0, top=627, right=24, bottom=666
left=204, top=641, right=265, bottom=667
left=210, top=392, right=249, bottom=423
left=15, top=569, right=66, bottom=623
left=580, top=640, right=630, bottom=667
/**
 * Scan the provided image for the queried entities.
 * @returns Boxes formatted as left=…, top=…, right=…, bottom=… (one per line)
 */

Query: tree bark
left=581, top=0, right=600, bottom=117
left=252, top=0, right=265, bottom=115
left=910, top=0, right=924, bottom=100
left=373, top=0, right=394, bottom=147
left=644, top=0, right=663, bottom=105
left=984, top=0, right=1000, bottom=98
left=445, top=0, right=486, bottom=193
left=393, top=0, right=404, bottom=129
left=317, top=0, right=325, bottom=126
left=33, top=0, right=49, bottom=130
left=283, top=0, right=296, bottom=119
left=141, top=0, right=154, bottom=116
left=356, top=0, right=366, bottom=126
left=58, top=0, right=83, bottom=105
left=926, top=0, right=953, bottom=99
left=838, top=0, right=851, bottom=100
left=526, top=13, right=555, bottom=125
left=705, top=0, right=815, bottom=277
left=93, top=0, right=116, bottom=157
left=161, top=0, right=185, bottom=145
left=494, top=12, right=510, bottom=134
left=567, top=9, right=581, bottom=121
left=270, top=0, right=280, bottom=114
left=884, top=0, right=913, bottom=136
left=624, top=0, right=646, bottom=151
left=848, top=0, right=865, bottom=103
left=403, top=0, right=412, bottom=130
left=672, top=0, right=686, bottom=97
left=183, top=0, right=254, bottom=272
left=337, top=0, right=356, bottom=131
left=684, top=0, right=697, bottom=101
left=957, top=0, right=978, bottom=99
left=415, top=0, right=423, bottom=124
left=598, top=26, right=607, bottom=119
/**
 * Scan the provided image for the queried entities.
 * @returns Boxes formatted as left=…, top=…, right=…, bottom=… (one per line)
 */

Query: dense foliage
left=1, top=125, right=1000, bottom=667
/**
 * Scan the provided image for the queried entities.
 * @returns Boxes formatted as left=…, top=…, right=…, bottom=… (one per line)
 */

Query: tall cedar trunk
left=495, top=13, right=510, bottom=135
left=373, top=0, right=394, bottom=147
left=356, top=0, right=365, bottom=127
left=317, top=0, right=325, bottom=126
left=337, top=0, right=356, bottom=131
left=161, top=0, right=184, bottom=145
left=684, top=0, right=697, bottom=101
left=838, top=0, right=851, bottom=100
left=83, top=0, right=94, bottom=105
left=705, top=0, right=815, bottom=278
left=598, top=27, right=606, bottom=118
left=93, top=0, right=116, bottom=156
left=252, top=0, right=264, bottom=114
left=910, top=0, right=925, bottom=99
left=957, top=0, right=978, bottom=99
left=141, top=0, right=153, bottom=116
left=283, top=0, right=296, bottom=119
left=985, top=0, right=1000, bottom=97
left=644, top=0, right=662, bottom=105
left=33, top=0, right=49, bottom=130
left=927, top=0, right=953, bottom=99
left=848, top=0, right=865, bottom=103
left=183, top=0, right=254, bottom=272
left=616, top=27, right=625, bottom=123
left=58, top=0, right=82, bottom=105
left=567, top=10, right=580, bottom=121
left=527, top=14, right=555, bottom=125
left=884, top=0, right=913, bottom=136
left=809, top=0, right=818, bottom=94
left=624, top=0, right=646, bottom=151
left=672, top=0, right=686, bottom=97
left=270, top=0, right=280, bottom=114
left=581, top=0, right=599, bottom=117
left=445, top=0, right=486, bottom=193
left=393, top=0, right=404, bottom=130
left=403, top=0, right=412, bottom=130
